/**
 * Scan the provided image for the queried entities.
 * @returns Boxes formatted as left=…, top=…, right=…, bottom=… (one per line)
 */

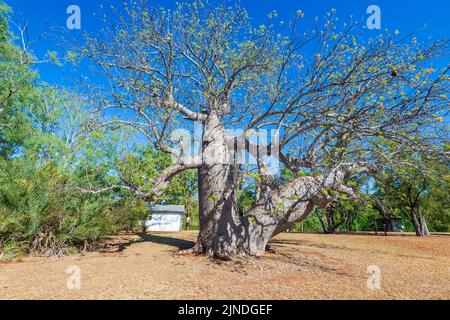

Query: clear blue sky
left=6, top=0, right=450, bottom=86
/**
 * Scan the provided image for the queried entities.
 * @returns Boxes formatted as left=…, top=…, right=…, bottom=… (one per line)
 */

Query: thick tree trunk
left=194, top=143, right=331, bottom=258
left=191, top=111, right=341, bottom=259
left=195, top=192, right=320, bottom=258
left=410, top=211, right=431, bottom=236
left=316, top=202, right=342, bottom=234
left=193, top=111, right=234, bottom=255
left=421, top=216, right=430, bottom=236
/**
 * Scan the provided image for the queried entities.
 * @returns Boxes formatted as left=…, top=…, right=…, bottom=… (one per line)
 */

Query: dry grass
left=0, top=232, right=449, bottom=300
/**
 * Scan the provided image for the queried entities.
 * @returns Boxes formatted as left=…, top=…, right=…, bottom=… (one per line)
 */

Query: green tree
left=374, top=155, right=449, bottom=236
left=0, top=3, right=150, bottom=259
left=114, top=146, right=200, bottom=228
left=0, top=3, right=35, bottom=157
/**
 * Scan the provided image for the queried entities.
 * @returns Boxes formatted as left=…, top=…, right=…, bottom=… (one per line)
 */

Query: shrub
left=0, top=158, right=148, bottom=260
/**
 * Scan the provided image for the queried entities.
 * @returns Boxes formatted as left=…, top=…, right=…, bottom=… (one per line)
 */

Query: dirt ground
left=0, top=232, right=449, bottom=300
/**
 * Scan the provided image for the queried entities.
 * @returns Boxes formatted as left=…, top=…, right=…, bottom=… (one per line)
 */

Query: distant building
left=375, top=218, right=405, bottom=233
left=142, top=205, right=185, bottom=232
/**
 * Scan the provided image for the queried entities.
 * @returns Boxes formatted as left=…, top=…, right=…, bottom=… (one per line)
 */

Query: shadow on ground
left=104, top=232, right=195, bottom=253
left=269, top=239, right=354, bottom=251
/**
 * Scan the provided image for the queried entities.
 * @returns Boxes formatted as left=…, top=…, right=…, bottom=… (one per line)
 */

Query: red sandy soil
left=0, top=232, right=449, bottom=300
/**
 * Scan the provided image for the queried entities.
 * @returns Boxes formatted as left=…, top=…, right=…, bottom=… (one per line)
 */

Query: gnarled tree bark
left=190, top=113, right=353, bottom=258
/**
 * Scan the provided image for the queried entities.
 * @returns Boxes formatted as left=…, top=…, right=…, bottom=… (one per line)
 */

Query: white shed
left=143, top=205, right=185, bottom=232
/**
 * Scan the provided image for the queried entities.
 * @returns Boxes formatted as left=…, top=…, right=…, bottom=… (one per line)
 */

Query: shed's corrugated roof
left=150, top=205, right=185, bottom=213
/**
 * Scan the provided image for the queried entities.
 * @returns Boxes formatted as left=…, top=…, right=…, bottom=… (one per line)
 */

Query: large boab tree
left=81, top=1, right=449, bottom=258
